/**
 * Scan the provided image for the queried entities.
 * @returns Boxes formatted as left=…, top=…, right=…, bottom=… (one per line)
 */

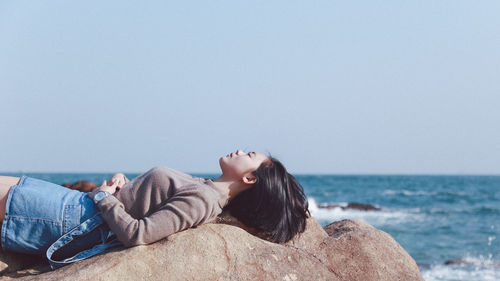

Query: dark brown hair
left=223, top=157, right=309, bottom=243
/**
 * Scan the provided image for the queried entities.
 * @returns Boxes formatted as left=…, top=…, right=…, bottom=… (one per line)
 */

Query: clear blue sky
left=1, top=1, right=499, bottom=174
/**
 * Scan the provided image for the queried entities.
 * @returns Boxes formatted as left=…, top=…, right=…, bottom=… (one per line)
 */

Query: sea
left=2, top=172, right=499, bottom=281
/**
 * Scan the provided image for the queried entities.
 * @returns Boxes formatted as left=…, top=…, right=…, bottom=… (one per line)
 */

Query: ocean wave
left=462, top=254, right=499, bottom=267
left=382, top=189, right=467, bottom=197
left=426, top=206, right=500, bottom=215
left=383, top=189, right=438, bottom=196
left=421, top=255, right=500, bottom=281
left=308, top=198, right=424, bottom=227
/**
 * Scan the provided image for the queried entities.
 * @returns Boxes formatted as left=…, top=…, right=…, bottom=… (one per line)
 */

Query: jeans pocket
left=63, top=204, right=81, bottom=233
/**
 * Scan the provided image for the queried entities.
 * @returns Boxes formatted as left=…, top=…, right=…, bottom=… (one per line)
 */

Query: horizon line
left=1, top=171, right=499, bottom=177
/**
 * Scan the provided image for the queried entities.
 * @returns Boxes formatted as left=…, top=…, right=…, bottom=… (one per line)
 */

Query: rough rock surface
left=0, top=215, right=423, bottom=281
left=322, top=219, right=424, bottom=281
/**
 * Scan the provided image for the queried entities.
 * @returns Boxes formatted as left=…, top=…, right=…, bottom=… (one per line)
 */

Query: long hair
left=223, top=157, right=310, bottom=243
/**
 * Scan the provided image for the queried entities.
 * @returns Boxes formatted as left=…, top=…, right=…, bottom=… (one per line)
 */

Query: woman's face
left=219, top=149, right=269, bottom=180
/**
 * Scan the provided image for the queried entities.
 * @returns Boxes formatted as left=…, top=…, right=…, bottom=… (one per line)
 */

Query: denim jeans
left=1, top=176, right=123, bottom=269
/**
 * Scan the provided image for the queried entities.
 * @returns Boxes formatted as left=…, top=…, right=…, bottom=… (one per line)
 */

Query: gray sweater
left=89, top=166, right=228, bottom=247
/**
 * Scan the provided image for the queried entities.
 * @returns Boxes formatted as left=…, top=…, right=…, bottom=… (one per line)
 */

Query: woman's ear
left=242, top=173, right=257, bottom=185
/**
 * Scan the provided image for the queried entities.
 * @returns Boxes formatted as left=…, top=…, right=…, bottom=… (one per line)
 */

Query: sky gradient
left=1, top=1, right=499, bottom=174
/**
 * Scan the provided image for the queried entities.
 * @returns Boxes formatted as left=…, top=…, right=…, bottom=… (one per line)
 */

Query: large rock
left=322, top=219, right=424, bottom=281
left=0, top=216, right=423, bottom=281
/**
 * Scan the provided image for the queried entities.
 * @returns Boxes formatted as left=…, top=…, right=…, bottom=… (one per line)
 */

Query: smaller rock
left=317, top=202, right=381, bottom=211
left=444, top=259, right=468, bottom=265
left=61, top=181, right=98, bottom=193
left=444, top=259, right=500, bottom=267
left=345, top=202, right=381, bottom=211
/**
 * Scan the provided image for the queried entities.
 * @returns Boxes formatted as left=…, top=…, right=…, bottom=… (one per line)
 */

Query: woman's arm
left=92, top=187, right=218, bottom=247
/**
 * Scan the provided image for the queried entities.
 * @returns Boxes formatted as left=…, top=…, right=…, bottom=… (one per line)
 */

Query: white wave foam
left=488, top=236, right=496, bottom=246
left=422, top=265, right=499, bottom=281
left=383, top=189, right=438, bottom=196
left=422, top=255, right=500, bottom=281
left=308, top=198, right=423, bottom=227
left=382, top=189, right=467, bottom=197
left=462, top=254, right=499, bottom=267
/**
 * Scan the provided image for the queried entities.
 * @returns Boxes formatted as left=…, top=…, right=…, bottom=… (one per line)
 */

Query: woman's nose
left=236, top=149, right=244, bottom=155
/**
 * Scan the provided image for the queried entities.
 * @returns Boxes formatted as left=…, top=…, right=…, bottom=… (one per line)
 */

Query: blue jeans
left=1, top=176, right=123, bottom=269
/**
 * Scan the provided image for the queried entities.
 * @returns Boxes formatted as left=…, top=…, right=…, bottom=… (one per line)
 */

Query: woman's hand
left=97, top=180, right=120, bottom=194
left=109, top=173, right=129, bottom=189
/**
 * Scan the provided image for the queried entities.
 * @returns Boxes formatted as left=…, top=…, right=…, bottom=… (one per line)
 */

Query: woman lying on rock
left=0, top=149, right=309, bottom=269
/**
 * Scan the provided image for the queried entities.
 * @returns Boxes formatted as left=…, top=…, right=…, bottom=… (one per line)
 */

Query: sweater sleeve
left=95, top=187, right=216, bottom=247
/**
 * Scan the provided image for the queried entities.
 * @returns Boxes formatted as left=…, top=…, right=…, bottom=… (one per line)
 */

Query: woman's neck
left=212, top=176, right=247, bottom=202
